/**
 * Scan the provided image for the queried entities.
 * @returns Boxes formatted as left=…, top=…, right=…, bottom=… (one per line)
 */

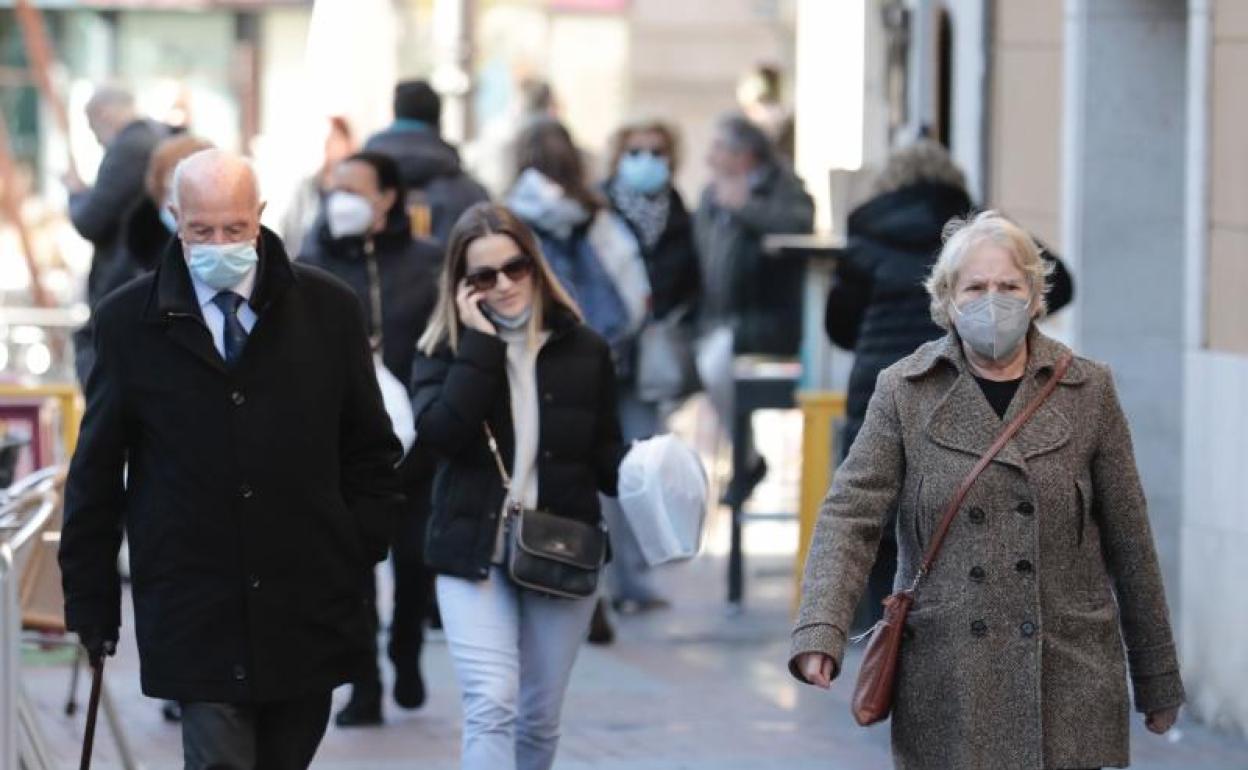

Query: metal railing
left=0, top=467, right=61, bottom=769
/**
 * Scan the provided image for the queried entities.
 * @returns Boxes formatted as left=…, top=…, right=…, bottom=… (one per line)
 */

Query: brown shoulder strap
left=914, top=352, right=1074, bottom=586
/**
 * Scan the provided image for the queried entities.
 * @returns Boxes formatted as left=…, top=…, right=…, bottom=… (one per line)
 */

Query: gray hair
left=169, top=148, right=260, bottom=209
left=85, top=84, right=135, bottom=116
left=872, top=139, right=967, bottom=197
left=924, top=210, right=1052, bottom=329
left=715, top=112, right=774, bottom=165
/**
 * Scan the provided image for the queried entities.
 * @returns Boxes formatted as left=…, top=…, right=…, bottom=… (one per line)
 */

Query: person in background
left=695, top=112, right=814, bottom=509
left=364, top=79, right=490, bottom=246
left=508, top=118, right=652, bottom=641
left=736, top=63, right=795, bottom=167
left=299, top=151, right=442, bottom=727
left=600, top=117, right=701, bottom=613
left=280, top=115, right=355, bottom=259
left=411, top=203, right=623, bottom=770
left=66, top=84, right=170, bottom=309
left=59, top=149, right=403, bottom=769
left=791, top=211, right=1181, bottom=770
left=823, top=138, right=1074, bottom=632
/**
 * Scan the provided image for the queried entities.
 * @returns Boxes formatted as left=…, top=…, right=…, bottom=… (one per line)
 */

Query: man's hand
left=1145, top=706, right=1180, bottom=734
left=78, top=627, right=118, bottom=668
left=62, top=167, right=87, bottom=194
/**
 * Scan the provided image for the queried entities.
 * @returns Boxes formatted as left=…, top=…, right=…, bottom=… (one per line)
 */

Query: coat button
left=231, top=390, right=246, bottom=406
left=233, top=664, right=247, bottom=681
left=969, top=566, right=986, bottom=582
left=1016, top=501, right=1035, bottom=516
left=968, top=507, right=986, bottom=524
left=542, top=392, right=553, bottom=403
left=1020, top=621, right=1037, bottom=638
left=239, top=484, right=254, bottom=499
left=542, top=450, right=553, bottom=460
left=1015, top=559, right=1033, bottom=574
left=970, top=620, right=988, bottom=638
left=248, top=574, right=261, bottom=590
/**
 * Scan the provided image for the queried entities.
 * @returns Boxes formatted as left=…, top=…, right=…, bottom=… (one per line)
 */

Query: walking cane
left=79, top=658, right=104, bottom=770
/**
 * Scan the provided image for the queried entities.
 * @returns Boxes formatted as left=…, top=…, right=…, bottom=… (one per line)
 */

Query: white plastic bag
left=617, top=434, right=709, bottom=566
left=375, top=356, right=415, bottom=455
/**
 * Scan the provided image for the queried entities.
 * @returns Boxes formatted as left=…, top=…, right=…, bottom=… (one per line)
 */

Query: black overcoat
left=410, top=311, right=624, bottom=580
left=59, top=228, right=404, bottom=703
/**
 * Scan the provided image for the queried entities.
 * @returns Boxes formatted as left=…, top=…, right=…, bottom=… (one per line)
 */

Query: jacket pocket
left=911, top=475, right=926, bottom=550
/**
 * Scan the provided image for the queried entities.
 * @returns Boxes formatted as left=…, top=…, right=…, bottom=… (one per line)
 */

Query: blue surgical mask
left=617, top=151, right=671, bottom=195
left=186, top=240, right=259, bottom=290
left=159, top=205, right=178, bottom=233
left=483, top=303, right=533, bottom=331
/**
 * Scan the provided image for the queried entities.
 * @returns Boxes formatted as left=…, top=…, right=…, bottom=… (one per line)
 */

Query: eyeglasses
left=464, top=254, right=536, bottom=291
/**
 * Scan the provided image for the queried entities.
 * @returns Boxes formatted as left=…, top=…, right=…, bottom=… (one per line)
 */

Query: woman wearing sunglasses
left=412, top=202, right=624, bottom=770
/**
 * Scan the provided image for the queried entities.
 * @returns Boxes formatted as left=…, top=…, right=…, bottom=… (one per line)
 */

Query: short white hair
left=169, top=148, right=260, bottom=210
left=924, top=210, right=1052, bottom=329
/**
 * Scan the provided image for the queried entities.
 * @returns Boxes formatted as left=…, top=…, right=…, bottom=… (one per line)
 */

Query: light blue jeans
left=437, top=569, right=597, bottom=770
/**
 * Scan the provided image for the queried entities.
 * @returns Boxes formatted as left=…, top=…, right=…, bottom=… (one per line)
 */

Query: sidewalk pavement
left=22, top=537, right=1248, bottom=770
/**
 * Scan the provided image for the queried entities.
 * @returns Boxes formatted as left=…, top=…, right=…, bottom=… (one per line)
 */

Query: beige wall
left=1208, top=0, right=1248, bottom=354
left=986, top=0, right=1063, bottom=249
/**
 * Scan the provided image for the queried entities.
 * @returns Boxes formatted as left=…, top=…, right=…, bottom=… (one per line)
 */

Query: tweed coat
left=790, top=328, right=1184, bottom=770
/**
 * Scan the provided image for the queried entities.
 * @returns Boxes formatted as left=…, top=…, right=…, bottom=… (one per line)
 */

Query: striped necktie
left=211, top=291, right=248, bottom=366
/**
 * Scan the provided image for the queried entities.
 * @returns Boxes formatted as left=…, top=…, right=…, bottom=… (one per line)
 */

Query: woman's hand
left=456, top=281, right=497, bottom=336
left=796, top=652, right=837, bottom=689
left=1145, top=706, right=1179, bottom=734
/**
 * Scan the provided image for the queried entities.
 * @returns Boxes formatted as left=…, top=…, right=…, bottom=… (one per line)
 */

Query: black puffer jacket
left=410, top=310, right=624, bottom=580
left=363, top=126, right=490, bottom=245
left=825, top=182, right=1074, bottom=451
left=298, top=212, right=441, bottom=387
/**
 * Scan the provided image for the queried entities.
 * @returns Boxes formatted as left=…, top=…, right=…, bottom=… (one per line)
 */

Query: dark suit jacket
left=59, top=228, right=403, bottom=703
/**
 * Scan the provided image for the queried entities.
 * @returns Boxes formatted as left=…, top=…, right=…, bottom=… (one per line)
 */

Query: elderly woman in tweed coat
left=790, top=211, right=1184, bottom=770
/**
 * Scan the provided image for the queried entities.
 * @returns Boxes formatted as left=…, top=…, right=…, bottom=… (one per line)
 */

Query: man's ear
left=257, top=200, right=268, bottom=219
left=379, top=189, right=398, bottom=217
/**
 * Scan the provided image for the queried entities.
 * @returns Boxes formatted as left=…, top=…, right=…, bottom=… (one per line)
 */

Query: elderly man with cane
left=60, top=149, right=404, bottom=769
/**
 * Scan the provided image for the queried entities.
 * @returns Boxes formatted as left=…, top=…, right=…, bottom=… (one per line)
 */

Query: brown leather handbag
left=851, top=353, right=1073, bottom=726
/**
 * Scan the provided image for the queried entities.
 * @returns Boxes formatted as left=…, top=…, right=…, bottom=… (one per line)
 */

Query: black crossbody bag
left=483, top=423, right=607, bottom=599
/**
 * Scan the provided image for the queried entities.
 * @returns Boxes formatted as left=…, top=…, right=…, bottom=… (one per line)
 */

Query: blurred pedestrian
left=299, top=151, right=442, bottom=726
left=60, top=149, right=403, bottom=770
left=736, top=63, right=795, bottom=166
left=508, top=118, right=651, bottom=640
left=600, top=117, right=701, bottom=613
left=791, top=211, right=1183, bottom=770
left=695, top=113, right=813, bottom=508
left=66, top=84, right=171, bottom=308
left=364, top=79, right=490, bottom=246
left=824, top=138, right=1074, bottom=631
left=280, top=115, right=355, bottom=258
left=411, top=203, right=624, bottom=770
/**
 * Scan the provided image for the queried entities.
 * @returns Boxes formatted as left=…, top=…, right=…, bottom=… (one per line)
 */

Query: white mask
left=325, top=191, right=376, bottom=239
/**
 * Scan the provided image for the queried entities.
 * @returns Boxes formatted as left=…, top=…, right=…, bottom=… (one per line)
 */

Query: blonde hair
left=872, top=139, right=967, bottom=197
left=924, top=210, right=1052, bottom=329
left=418, top=203, right=584, bottom=355
left=607, top=117, right=681, bottom=174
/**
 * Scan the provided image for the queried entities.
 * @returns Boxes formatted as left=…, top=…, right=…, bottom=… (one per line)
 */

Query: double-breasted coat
left=790, top=328, right=1184, bottom=770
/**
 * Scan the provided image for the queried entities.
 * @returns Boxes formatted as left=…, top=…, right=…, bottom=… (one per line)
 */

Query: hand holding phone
left=457, top=279, right=497, bottom=336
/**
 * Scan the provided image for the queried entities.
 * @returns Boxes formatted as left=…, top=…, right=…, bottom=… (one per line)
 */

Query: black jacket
left=69, top=119, right=169, bottom=308
left=410, top=312, right=623, bottom=580
left=363, top=125, right=490, bottom=245
left=694, top=163, right=815, bottom=356
left=605, top=183, right=701, bottom=321
left=298, top=212, right=441, bottom=387
left=59, top=228, right=404, bottom=703
left=825, top=182, right=1075, bottom=450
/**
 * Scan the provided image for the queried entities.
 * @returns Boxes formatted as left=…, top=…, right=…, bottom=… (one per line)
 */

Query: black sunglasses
left=464, top=254, right=536, bottom=292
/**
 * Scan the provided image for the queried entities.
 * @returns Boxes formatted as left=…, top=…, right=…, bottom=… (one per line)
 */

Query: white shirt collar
left=190, top=264, right=258, bottom=310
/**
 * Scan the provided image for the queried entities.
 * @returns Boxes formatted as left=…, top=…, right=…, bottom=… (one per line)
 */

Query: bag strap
left=911, top=351, right=1073, bottom=591
left=482, top=422, right=512, bottom=492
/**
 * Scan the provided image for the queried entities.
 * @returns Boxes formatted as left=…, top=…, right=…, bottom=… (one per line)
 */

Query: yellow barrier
left=0, top=382, right=84, bottom=459
left=795, top=390, right=846, bottom=610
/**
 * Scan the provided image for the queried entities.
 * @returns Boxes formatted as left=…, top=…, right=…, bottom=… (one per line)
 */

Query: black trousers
left=180, top=691, right=332, bottom=770
left=358, top=489, right=433, bottom=685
